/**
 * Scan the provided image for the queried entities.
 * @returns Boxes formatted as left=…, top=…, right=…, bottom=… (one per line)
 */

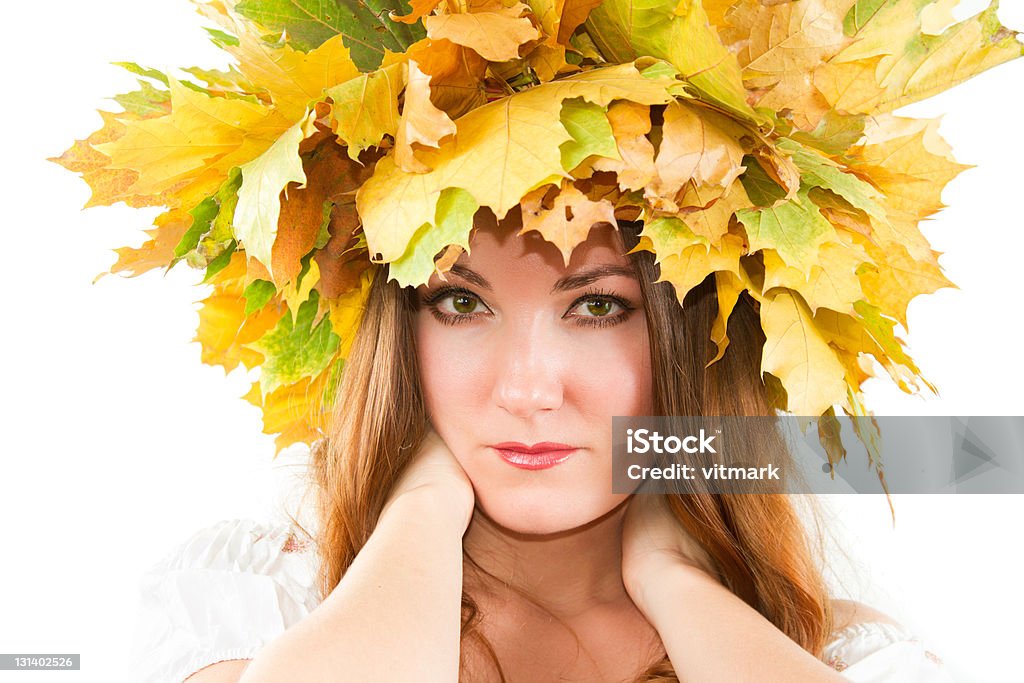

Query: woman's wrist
left=380, top=484, right=475, bottom=536
left=624, top=553, right=720, bottom=618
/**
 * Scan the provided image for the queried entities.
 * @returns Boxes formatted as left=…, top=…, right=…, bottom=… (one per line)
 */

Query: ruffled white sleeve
left=128, top=519, right=322, bottom=682
left=824, top=621, right=954, bottom=682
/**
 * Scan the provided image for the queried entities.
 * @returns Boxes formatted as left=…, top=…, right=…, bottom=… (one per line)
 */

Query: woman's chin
left=473, top=489, right=628, bottom=537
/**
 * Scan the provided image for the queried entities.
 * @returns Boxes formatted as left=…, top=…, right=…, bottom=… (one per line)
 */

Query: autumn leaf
left=356, top=61, right=678, bottom=268
left=646, top=101, right=746, bottom=213
left=114, top=80, right=172, bottom=117
left=638, top=216, right=705, bottom=260
left=326, top=62, right=403, bottom=159
left=315, top=198, right=374, bottom=299
left=788, top=109, right=866, bottom=155
left=850, top=115, right=968, bottom=225
left=271, top=135, right=375, bottom=286
left=50, top=111, right=170, bottom=209
left=234, top=0, right=426, bottom=71
left=762, top=241, right=867, bottom=315
left=226, top=31, right=363, bottom=121
left=520, top=183, right=617, bottom=265
left=389, top=187, right=478, bottom=286
left=248, top=289, right=341, bottom=395
left=656, top=232, right=745, bottom=304
left=708, top=270, right=746, bottom=366
left=243, top=361, right=339, bottom=449
left=721, top=0, right=854, bottom=127
left=559, top=97, right=618, bottom=172
left=235, top=113, right=316, bottom=276
left=676, top=180, right=753, bottom=244
left=584, top=0, right=758, bottom=120
left=395, top=60, right=458, bottom=172
left=95, top=78, right=290, bottom=196
left=590, top=100, right=655, bottom=191
left=761, top=288, right=847, bottom=416
left=777, top=137, right=885, bottom=221
left=818, top=0, right=1023, bottom=114
left=736, top=186, right=836, bottom=274
left=527, top=0, right=602, bottom=44
left=104, top=209, right=192, bottom=278
left=424, top=3, right=541, bottom=62
left=406, top=38, right=488, bottom=119
left=857, top=242, right=954, bottom=329
left=195, top=252, right=286, bottom=372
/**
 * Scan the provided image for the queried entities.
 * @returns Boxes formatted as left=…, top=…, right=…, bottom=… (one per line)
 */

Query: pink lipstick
left=491, top=442, right=578, bottom=470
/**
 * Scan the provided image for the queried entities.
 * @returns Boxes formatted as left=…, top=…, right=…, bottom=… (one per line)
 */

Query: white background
left=1, top=1, right=1022, bottom=681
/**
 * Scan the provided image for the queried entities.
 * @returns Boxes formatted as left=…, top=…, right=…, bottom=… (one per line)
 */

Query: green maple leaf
left=736, top=186, right=835, bottom=274
left=778, top=138, right=886, bottom=221
left=235, top=0, right=426, bottom=71
left=250, top=289, right=341, bottom=395
left=389, top=187, right=478, bottom=287
left=559, top=98, right=618, bottom=172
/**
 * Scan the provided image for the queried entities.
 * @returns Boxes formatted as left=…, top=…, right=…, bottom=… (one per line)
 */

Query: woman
left=136, top=217, right=943, bottom=683
left=57, top=0, right=1019, bottom=680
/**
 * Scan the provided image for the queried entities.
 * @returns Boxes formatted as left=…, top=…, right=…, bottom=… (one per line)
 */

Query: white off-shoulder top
left=128, top=519, right=954, bottom=682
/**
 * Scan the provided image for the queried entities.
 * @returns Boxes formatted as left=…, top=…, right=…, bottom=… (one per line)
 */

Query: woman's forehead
left=461, top=220, right=630, bottom=271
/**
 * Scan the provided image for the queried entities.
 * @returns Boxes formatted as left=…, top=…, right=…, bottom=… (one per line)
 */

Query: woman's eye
left=572, top=298, right=621, bottom=318
left=425, top=290, right=489, bottom=325
left=442, top=293, right=480, bottom=314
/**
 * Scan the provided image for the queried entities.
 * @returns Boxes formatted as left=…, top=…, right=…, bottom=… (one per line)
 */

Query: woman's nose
left=490, top=317, right=565, bottom=419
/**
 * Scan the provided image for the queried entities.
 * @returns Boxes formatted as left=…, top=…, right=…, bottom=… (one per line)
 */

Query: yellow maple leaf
left=96, top=79, right=291, bottom=195
left=105, top=209, right=191, bottom=278
left=676, top=180, right=752, bottom=244
left=195, top=2, right=365, bottom=120
left=762, top=241, right=867, bottom=315
left=724, top=0, right=853, bottom=89
left=356, top=61, right=678, bottom=265
left=857, top=242, right=954, bottom=329
left=519, top=183, right=618, bottom=265
left=646, top=101, right=746, bottom=213
left=851, top=116, right=969, bottom=225
left=760, top=288, right=847, bottom=416
left=50, top=111, right=171, bottom=209
left=234, top=113, right=317, bottom=276
left=817, top=1, right=1023, bottom=114
left=395, top=60, right=459, bottom=172
left=194, top=252, right=286, bottom=372
left=708, top=270, right=746, bottom=366
left=327, top=63, right=404, bottom=160
left=232, top=33, right=362, bottom=121
left=425, top=2, right=541, bottom=62
left=655, top=232, right=745, bottom=304
left=590, top=101, right=656, bottom=191
left=406, top=38, right=488, bottom=119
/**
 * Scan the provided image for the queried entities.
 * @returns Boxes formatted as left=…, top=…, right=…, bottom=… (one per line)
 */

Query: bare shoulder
left=830, top=599, right=903, bottom=632
left=183, top=659, right=251, bottom=682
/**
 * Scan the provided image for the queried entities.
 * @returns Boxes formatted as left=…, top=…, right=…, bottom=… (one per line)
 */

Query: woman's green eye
left=451, top=295, right=477, bottom=314
left=584, top=299, right=613, bottom=317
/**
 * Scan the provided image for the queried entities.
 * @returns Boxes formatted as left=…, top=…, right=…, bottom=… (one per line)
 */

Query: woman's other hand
left=620, top=494, right=718, bottom=605
left=381, top=425, right=476, bottom=533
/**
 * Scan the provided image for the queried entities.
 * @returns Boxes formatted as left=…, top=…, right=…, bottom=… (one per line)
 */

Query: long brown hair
left=308, top=222, right=836, bottom=680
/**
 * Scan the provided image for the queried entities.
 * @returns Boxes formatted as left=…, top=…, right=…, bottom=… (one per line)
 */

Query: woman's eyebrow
left=551, top=264, right=638, bottom=293
left=445, top=263, right=637, bottom=293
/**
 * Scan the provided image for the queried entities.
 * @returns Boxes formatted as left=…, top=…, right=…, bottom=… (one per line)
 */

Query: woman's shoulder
left=824, top=599, right=950, bottom=681
left=129, top=518, right=323, bottom=683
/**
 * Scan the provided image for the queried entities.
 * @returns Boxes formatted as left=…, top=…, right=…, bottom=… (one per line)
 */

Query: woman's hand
left=621, top=493, right=719, bottom=606
left=381, top=425, right=476, bottom=533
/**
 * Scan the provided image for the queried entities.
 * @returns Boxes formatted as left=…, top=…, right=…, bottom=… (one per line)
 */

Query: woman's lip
left=491, top=441, right=577, bottom=453
left=492, top=446, right=577, bottom=470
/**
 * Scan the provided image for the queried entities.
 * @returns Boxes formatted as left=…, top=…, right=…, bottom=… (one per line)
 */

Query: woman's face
left=414, top=221, right=653, bottom=534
